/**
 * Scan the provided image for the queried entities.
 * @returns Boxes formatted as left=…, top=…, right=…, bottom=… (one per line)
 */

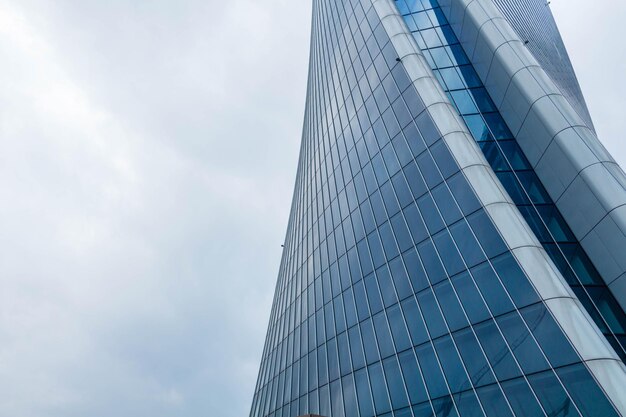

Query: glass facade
left=249, top=0, right=626, bottom=416
left=395, top=0, right=626, bottom=361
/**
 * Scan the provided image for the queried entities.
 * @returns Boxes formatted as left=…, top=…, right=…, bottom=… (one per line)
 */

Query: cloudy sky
left=0, top=1, right=623, bottom=416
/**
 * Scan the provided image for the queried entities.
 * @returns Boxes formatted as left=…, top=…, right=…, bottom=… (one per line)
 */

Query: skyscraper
left=249, top=0, right=626, bottom=416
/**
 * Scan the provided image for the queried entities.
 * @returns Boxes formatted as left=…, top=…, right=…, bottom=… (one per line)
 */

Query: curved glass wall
left=394, top=0, right=626, bottom=361
left=248, top=0, right=623, bottom=416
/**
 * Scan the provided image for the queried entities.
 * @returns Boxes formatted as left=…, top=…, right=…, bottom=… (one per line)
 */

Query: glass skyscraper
left=249, top=0, right=626, bottom=416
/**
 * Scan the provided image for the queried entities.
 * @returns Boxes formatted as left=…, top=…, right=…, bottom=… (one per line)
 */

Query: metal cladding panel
left=248, top=0, right=626, bottom=416
left=492, top=0, right=595, bottom=131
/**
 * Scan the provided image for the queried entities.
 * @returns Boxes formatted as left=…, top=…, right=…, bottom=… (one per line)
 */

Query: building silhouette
left=250, top=0, right=626, bottom=416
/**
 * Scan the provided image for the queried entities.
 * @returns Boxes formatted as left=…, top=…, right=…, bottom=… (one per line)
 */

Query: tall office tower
left=249, top=0, right=626, bottom=416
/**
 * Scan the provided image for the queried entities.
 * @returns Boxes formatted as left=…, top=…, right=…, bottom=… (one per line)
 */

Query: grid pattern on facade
left=249, top=0, right=621, bottom=416
left=491, top=0, right=595, bottom=131
left=394, top=0, right=626, bottom=361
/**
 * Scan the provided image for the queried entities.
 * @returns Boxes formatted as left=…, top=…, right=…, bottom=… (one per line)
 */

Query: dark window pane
left=474, top=319, right=522, bottom=380
left=384, top=356, right=410, bottom=410
left=491, top=252, right=539, bottom=308
left=471, top=261, right=515, bottom=316
left=476, top=384, right=513, bottom=417
left=401, top=296, right=429, bottom=346
left=415, top=343, right=449, bottom=399
left=557, top=363, right=619, bottom=417
left=388, top=304, right=412, bottom=352
left=355, top=368, right=375, bottom=417
left=497, top=311, right=549, bottom=375
left=398, top=349, right=429, bottom=405
left=434, top=280, right=468, bottom=332
left=527, top=370, right=577, bottom=417
left=451, top=271, right=491, bottom=324
left=520, top=303, right=580, bottom=367
left=453, top=327, right=496, bottom=387
left=434, top=336, right=471, bottom=393
left=500, top=377, right=544, bottom=417
left=370, top=362, right=392, bottom=414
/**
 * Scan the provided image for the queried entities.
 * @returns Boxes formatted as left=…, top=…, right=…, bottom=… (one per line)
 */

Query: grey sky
left=0, top=1, right=622, bottom=417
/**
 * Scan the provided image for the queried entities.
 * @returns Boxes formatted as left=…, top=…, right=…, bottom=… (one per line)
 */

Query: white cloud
left=0, top=0, right=310, bottom=416
left=551, top=0, right=626, bottom=167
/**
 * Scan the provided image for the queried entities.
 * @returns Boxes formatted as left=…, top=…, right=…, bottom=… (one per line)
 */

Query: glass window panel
left=439, top=67, right=465, bottom=90
left=398, top=349, right=429, bottom=405
left=413, top=402, right=435, bottom=417
left=354, top=279, right=371, bottom=321
left=318, top=345, right=329, bottom=386
left=433, top=336, right=471, bottom=393
left=491, top=252, right=539, bottom=308
left=433, top=230, right=466, bottom=277
left=374, top=312, right=396, bottom=359
left=495, top=171, right=531, bottom=205
left=344, top=288, right=358, bottom=329
left=382, top=181, right=401, bottom=217
left=318, top=383, right=330, bottom=417
left=331, top=379, right=345, bottom=417
left=449, top=44, right=470, bottom=66
left=388, top=304, right=412, bottom=352
left=469, top=88, right=496, bottom=113
left=361, top=318, right=380, bottom=365
left=560, top=243, right=603, bottom=285
left=498, top=140, right=531, bottom=170
left=483, top=113, right=511, bottom=140
left=434, top=280, right=468, bottom=332
left=500, top=377, right=544, bottom=417
left=586, top=287, right=626, bottom=334
left=380, top=221, right=400, bottom=260
left=404, top=203, right=428, bottom=243
left=334, top=296, right=347, bottom=334
left=365, top=272, right=384, bottom=315
left=471, top=261, right=515, bottom=316
left=517, top=171, right=551, bottom=204
left=496, top=311, right=550, bottom=374
left=557, top=363, right=619, bottom=417
left=403, top=247, right=429, bottom=293
left=432, top=183, right=463, bottom=225
left=355, top=368, right=375, bottom=417
left=453, top=327, right=496, bottom=387
left=348, top=325, right=365, bottom=371
left=370, top=362, right=392, bottom=414
left=415, top=343, right=449, bottom=399
left=418, top=239, right=447, bottom=285
left=451, top=271, right=491, bottom=324
left=535, top=205, right=576, bottom=242
left=418, top=289, right=448, bottom=339
left=454, top=390, right=484, bottom=417
left=378, top=265, right=399, bottom=308
left=384, top=356, right=410, bottom=410
left=401, top=296, right=429, bottom=346
left=308, top=351, right=318, bottom=390
left=476, top=384, right=513, bottom=417
left=474, top=319, right=522, bottom=380
left=338, top=331, right=352, bottom=377
left=391, top=214, right=413, bottom=252
left=463, top=114, right=491, bottom=142
left=390, top=256, right=413, bottom=300
left=528, top=370, right=578, bottom=417
left=467, top=210, right=507, bottom=258
left=479, top=140, right=509, bottom=172
left=449, top=220, right=486, bottom=268
left=447, top=172, right=481, bottom=215
left=450, top=90, right=479, bottom=115
left=457, top=64, right=482, bottom=88
left=433, top=395, right=459, bottom=417
left=520, top=303, right=580, bottom=367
